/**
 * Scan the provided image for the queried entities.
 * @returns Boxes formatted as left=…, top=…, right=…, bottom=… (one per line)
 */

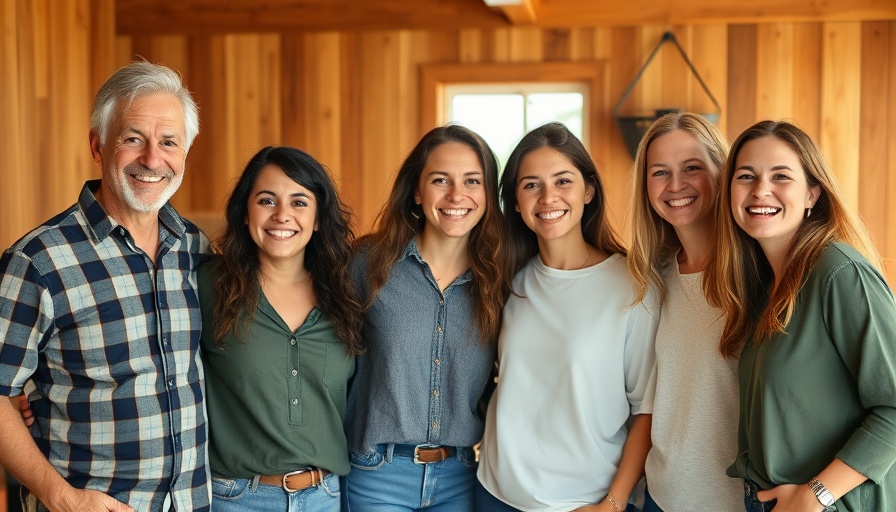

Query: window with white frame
left=443, top=82, right=587, bottom=172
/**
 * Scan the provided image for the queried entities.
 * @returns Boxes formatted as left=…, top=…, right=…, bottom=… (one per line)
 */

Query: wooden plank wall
left=0, top=1, right=894, bottom=289
left=123, top=22, right=896, bottom=283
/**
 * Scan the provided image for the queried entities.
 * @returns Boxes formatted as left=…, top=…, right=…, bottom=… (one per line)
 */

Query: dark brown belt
left=392, top=444, right=456, bottom=464
left=257, top=468, right=329, bottom=493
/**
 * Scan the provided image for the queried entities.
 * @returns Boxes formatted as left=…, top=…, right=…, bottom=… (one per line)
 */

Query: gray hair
left=91, top=61, right=200, bottom=149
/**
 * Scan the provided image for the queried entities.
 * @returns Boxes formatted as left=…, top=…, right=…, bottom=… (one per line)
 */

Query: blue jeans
left=210, top=472, right=340, bottom=511
left=344, top=444, right=477, bottom=511
left=642, top=486, right=663, bottom=512
left=743, top=479, right=776, bottom=512
left=474, top=479, right=520, bottom=511
left=475, top=478, right=641, bottom=512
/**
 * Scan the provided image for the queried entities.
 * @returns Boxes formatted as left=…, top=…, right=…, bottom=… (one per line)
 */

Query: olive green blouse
left=198, top=263, right=355, bottom=478
left=729, top=243, right=896, bottom=511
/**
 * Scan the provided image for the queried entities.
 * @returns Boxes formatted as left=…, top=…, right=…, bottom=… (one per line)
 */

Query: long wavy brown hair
left=355, top=125, right=511, bottom=345
left=705, top=120, right=881, bottom=359
left=213, top=146, right=364, bottom=354
left=500, top=122, right=626, bottom=276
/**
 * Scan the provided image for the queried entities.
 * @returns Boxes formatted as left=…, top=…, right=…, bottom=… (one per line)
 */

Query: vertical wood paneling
left=601, top=27, right=639, bottom=229
left=2, top=14, right=895, bottom=284
left=508, top=27, right=542, bottom=61
left=820, top=22, right=862, bottom=205
left=280, top=32, right=306, bottom=146
left=339, top=32, right=365, bottom=229
left=185, top=36, right=230, bottom=212
left=690, top=25, right=728, bottom=132
left=659, top=26, right=690, bottom=114
left=303, top=32, right=342, bottom=178
left=886, top=22, right=896, bottom=276
left=459, top=29, right=482, bottom=62
left=859, top=21, right=891, bottom=264
left=792, top=23, right=823, bottom=138
left=755, top=23, right=794, bottom=119
left=727, top=24, right=758, bottom=137
left=359, top=31, right=404, bottom=226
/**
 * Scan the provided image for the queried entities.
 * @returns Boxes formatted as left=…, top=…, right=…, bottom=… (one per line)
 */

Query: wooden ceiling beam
left=114, top=0, right=510, bottom=35
left=483, top=0, right=538, bottom=25
left=115, top=0, right=896, bottom=35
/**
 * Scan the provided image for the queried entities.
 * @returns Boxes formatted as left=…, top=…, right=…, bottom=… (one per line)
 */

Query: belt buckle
left=281, top=468, right=312, bottom=493
left=413, top=444, right=438, bottom=465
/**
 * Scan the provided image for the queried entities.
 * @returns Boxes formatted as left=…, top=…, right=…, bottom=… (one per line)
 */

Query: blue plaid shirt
left=0, top=180, right=211, bottom=511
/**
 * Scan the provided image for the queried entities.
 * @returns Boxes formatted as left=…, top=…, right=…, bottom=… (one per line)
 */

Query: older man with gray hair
left=0, top=61, right=210, bottom=512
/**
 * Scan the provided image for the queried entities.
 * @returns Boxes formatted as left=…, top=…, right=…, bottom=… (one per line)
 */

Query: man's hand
left=17, top=395, right=34, bottom=427
left=50, top=487, right=135, bottom=512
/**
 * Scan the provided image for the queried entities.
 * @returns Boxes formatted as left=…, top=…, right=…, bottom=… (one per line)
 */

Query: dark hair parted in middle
left=213, top=145, right=364, bottom=354
left=500, top=122, right=626, bottom=275
left=356, top=124, right=511, bottom=345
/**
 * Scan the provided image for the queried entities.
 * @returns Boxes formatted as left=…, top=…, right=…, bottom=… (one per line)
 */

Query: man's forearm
left=0, top=396, right=76, bottom=509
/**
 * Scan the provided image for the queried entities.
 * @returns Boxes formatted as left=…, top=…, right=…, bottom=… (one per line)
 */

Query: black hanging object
left=613, top=31, right=722, bottom=159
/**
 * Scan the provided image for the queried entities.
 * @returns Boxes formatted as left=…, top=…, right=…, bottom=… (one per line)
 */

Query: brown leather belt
left=257, top=468, right=329, bottom=493
left=392, top=444, right=456, bottom=464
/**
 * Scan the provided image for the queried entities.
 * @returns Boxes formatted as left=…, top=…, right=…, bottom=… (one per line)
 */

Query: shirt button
left=431, top=421, right=438, bottom=430
left=434, top=358, right=440, bottom=365
left=168, top=378, right=175, bottom=386
left=432, top=389, right=439, bottom=397
left=290, top=338, right=296, bottom=346
left=437, top=325, right=443, bottom=332
left=291, top=369, right=298, bottom=377
left=439, top=299, right=444, bottom=305
left=292, top=399, right=298, bottom=405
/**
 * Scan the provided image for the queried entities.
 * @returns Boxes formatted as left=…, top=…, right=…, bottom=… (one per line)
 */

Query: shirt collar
left=78, top=179, right=186, bottom=242
left=398, top=238, right=473, bottom=287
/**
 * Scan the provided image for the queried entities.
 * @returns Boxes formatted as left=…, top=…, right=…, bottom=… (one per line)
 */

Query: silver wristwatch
left=808, top=478, right=837, bottom=511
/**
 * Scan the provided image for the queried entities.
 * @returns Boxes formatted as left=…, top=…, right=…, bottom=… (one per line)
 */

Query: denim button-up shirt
left=345, top=240, right=495, bottom=453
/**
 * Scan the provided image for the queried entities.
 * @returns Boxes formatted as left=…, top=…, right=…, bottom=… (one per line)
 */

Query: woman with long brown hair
left=707, top=120, right=896, bottom=511
left=343, top=125, right=511, bottom=510
left=477, top=122, right=658, bottom=512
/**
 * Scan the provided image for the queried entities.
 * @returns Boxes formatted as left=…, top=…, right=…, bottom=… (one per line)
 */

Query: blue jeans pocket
left=211, top=476, right=251, bottom=501
left=349, top=449, right=386, bottom=470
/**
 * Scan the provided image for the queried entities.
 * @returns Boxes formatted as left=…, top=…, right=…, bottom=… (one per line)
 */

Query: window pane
left=526, top=93, right=584, bottom=140
left=450, top=94, right=525, bottom=171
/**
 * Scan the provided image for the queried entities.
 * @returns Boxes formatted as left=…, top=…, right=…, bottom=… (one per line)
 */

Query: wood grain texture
left=1, top=5, right=895, bottom=289
left=820, top=22, right=862, bottom=206
left=114, top=0, right=896, bottom=35
left=859, top=21, right=890, bottom=265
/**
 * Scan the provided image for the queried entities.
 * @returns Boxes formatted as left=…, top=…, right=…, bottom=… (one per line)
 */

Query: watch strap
left=808, top=477, right=837, bottom=511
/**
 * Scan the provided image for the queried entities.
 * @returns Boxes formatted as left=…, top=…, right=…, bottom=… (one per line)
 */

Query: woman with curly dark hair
left=199, top=146, right=363, bottom=511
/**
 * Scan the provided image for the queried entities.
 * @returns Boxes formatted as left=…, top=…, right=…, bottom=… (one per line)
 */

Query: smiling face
left=91, top=93, right=187, bottom=217
left=646, top=130, right=719, bottom=235
left=414, top=142, right=487, bottom=243
left=730, top=135, right=820, bottom=257
left=246, top=164, right=318, bottom=268
left=515, top=146, right=595, bottom=245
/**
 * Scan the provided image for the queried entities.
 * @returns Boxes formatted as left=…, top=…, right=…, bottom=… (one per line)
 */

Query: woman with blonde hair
left=627, top=113, right=741, bottom=511
left=707, top=120, right=896, bottom=511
